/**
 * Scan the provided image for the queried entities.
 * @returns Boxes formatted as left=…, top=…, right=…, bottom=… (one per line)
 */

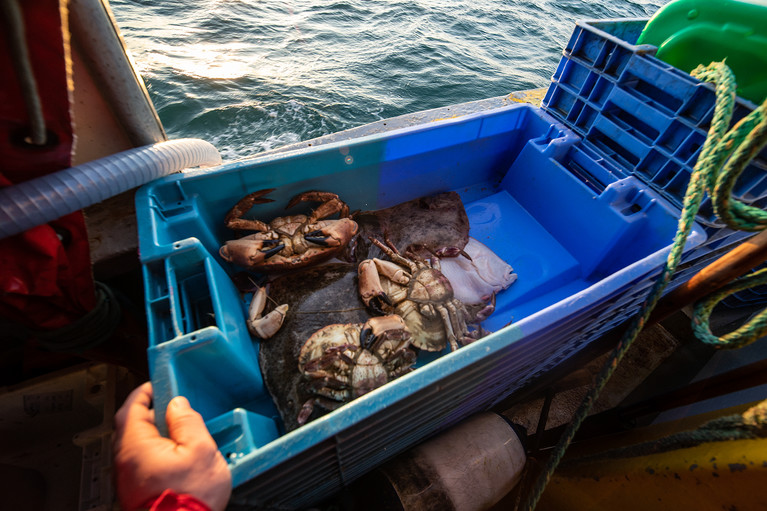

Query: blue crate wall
left=227, top=223, right=712, bottom=510
left=542, top=19, right=767, bottom=247
left=229, top=247, right=703, bottom=510
left=228, top=267, right=658, bottom=510
left=228, top=251, right=715, bottom=510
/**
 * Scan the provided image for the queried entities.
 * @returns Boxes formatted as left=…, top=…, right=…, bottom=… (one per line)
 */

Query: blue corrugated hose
left=0, top=138, right=222, bottom=240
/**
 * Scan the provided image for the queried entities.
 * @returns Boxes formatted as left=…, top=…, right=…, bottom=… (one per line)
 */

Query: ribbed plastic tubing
left=0, top=138, right=222, bottom=240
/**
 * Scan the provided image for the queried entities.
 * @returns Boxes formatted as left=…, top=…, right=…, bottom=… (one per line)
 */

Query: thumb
left=165, top=396, right=212, bottom=447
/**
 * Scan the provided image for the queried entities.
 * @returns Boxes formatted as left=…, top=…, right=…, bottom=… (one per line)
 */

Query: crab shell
left=296, top=315, right=415, bottom=427
left=220, top=189, right=360, bottom=272
left=298, top=323, right=389, bottom=400
left=220, top=217, right=359, bottom=271
left=359, top=243, right=483, bottom=352
left=360, top=262, right=456, bottom=351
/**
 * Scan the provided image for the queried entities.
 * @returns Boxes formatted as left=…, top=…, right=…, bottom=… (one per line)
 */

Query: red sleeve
left=144, top=489, right=212, bottom=511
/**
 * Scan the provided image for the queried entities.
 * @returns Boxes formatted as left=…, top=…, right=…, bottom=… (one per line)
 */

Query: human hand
left=113, top=382, right=232, bottom=511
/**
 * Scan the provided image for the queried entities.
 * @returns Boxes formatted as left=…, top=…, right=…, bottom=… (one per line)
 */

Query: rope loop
left=693, top=267, right=767, bottom=349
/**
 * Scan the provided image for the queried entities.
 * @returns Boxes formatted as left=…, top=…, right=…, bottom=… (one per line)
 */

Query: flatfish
left=348, top=191, right=470, bottom=261
left=258, top=263, right=368, bottom=432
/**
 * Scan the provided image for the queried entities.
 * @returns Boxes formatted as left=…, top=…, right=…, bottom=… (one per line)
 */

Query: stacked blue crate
left=541, top=18, right=767, bottom=273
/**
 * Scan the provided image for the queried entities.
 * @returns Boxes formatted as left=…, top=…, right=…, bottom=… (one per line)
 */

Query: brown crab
left=219, top=189, right=359, bottom=271
left=297, top=314, right=416, bottom=425
left=358, top=237, right=487, bottom=352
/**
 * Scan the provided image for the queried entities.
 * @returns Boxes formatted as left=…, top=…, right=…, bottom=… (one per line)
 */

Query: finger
left=165, top=396, right=216, bottom=450
left=114, top=382, right=164, bottom=446
left=114, top=382, right=153, bottom=432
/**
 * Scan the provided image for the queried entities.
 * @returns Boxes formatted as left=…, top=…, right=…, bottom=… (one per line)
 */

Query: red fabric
left=144, top=490, right=212, bottom=511
left=0, top=0, right=72, bottom=178
left=0, top=0, right=96, bottom=331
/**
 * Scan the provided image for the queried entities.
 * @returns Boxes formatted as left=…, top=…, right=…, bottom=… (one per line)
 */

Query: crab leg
left=437, top=306, right=460, bottom=352
left=302, top=345, right=357, bottom=372
left=287, top=190, right=351, bottom=221
left=246, top=286, right=289, bottom=339
left=298, top=397, right=346, bottom=426
left=437, top=246, right=470, bottom=259
left=369, top=237, right=419, bottom=274
left=305, top=374, right=352, bottom=392
left=473, top=292, right=496, bottom=323
left=445, top=301, right=468, bottom=338
left=224, top=188, right=276, bottom=231
left=384, top=350, right=417, bottom=377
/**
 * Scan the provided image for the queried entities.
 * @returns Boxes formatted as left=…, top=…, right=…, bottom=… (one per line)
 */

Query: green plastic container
left=637, top=0, right=767, bottom=104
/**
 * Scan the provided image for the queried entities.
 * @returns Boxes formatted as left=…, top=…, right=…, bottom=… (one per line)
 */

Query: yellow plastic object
left=536, top=401, right=767, bottom=510
left=637, top=0, right=767, bottom=104
left=538, top=437, right=767, bottom=510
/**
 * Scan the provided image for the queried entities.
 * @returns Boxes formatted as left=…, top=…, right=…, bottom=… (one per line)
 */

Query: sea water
left=110, top=0, right=665, bottom=161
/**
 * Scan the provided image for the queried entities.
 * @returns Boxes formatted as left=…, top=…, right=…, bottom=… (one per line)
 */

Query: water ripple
left=112, top=0, right=665, bottom=161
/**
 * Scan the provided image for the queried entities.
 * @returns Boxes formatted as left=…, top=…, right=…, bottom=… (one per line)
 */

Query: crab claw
left=247, top=286, right=289, bottom=339
left=220, top=237, right=286, bottom=268
left=359, top=315, right=410, bottom=351
left=358, top=257, right=411, bottom=314
left=358, top=259, right=393, bottom=314
left=304, top=230, right=331, bottom=246
left=435, top=246, right=468, bottom=259
left=305, top=218, right=359, bottom=247
left=370, top=294, right=393, bottom=316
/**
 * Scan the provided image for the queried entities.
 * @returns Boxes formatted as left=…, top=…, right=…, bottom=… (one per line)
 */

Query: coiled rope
left=3, top=282, right=122, bottom=352
left=522, top=61, right=767, bottom=510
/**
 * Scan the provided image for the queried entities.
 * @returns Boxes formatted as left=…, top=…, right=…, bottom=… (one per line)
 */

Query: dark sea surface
left=110, top=0, right=666, bottom=161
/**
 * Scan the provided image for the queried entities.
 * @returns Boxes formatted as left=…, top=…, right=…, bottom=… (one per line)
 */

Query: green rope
left=693, top=267, right=767, bottom=349
left=712, top=102, right=767, bottom=231
left=560, top=409, right=767, bottom=466
left=521, top=61, right=767, bottom=510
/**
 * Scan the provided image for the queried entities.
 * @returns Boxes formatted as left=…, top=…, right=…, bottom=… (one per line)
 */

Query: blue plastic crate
left=136, top=103, right=705, bottom=509
left=542, top=18, right=767, bottom=241
left=718, top=261, right=767, bottom=309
